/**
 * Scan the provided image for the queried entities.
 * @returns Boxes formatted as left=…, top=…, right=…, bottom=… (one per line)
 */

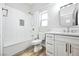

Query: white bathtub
left=3, top=39, right=32, bottom=56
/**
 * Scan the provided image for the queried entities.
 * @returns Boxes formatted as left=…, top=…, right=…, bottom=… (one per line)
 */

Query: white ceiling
left=5, top=3, right=31, bottom=10
left=5, top=3, right=50, bottom=13
left=5, top=3, right=50, bottom=9
left=5, top=3, right=33, bottom=14
left=5, top=3, right=68, bottom=14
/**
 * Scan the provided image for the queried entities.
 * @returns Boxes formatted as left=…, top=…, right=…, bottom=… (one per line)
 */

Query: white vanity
left=46, top=32, right=79, bottom=56
left=45, top=3, right=79, bottom=56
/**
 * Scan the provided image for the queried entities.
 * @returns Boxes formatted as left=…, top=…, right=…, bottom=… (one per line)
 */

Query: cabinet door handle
left=70, top=44, right=72, bottom=54
left=66, top=43, right=67, bottom=52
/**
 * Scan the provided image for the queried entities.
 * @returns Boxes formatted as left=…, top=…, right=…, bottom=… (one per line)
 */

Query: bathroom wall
left=31, top=3, right=79, bottom=33
left=0, top=3, right=2, bottom=56
left=31, top=3, right=66, bottom=33
left=31, top=11, right=40, bottom=38
left=3, top=4, right=32, bottom=55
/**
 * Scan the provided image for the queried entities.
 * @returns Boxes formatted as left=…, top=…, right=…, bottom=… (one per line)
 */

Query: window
left=40, top=10, right=48, bottom=26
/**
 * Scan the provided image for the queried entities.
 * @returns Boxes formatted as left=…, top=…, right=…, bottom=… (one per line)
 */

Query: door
left=69, top=43, right=79, bottom=56
left=55, top=40, right=68, bottom=56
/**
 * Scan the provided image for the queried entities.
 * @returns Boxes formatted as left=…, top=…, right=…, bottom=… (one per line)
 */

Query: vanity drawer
left=46, top=50, right=54, bottom=56
left=47, top=42, right=54, bottom=45
left=68, top=37, right=79, bottom=44
left=46, top=34, right=54, bottom=38
left=46, top=44, right=54, bottom=52
left=46, top=39, right=54, bottom=44
left=55, top=35, right=68, bottom=42
left=46, top=47, right=54, bottom=53
left=46, top=34, right=54, bottom=44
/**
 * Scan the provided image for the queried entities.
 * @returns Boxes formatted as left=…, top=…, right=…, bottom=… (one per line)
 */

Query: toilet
left=32, top=32, right=44, bottom=52
left=32, top=39, right=42, bottom=52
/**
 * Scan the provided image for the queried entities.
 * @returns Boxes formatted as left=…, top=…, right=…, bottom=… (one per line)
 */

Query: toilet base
left=34, top=44, right=42, bottom=52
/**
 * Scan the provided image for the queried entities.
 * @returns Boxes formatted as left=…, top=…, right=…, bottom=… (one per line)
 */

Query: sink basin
left=32, top=39, right=42, bottom=45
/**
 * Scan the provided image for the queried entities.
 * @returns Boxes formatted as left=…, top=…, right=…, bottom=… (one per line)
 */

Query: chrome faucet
left=63, top=27, right=70, bottom=33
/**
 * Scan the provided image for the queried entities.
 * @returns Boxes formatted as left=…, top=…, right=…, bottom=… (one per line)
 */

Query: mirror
left=59, top=3, right=79, bottom=27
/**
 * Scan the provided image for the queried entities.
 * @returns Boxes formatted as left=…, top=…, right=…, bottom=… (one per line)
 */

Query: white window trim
left=40, top=10, right=48, bottom=27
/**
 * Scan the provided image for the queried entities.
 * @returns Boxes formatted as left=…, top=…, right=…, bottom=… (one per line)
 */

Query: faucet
left=66, top=27, right=77, bottom=33
left=63, top=27, right=70, bottom=33
left=70, top=29, right=77, bottom=33
left=63, top=27, right=77, bottom=33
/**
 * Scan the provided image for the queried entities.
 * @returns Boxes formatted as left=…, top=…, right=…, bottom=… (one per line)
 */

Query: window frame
left=40, top=10, right=48, bottom=27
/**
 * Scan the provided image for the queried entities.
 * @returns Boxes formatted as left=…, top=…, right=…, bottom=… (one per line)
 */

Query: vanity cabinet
left=46, top=33, right=79, bottom=56
left=55, top=35, right=79, bottom=56
left=46, top=33, right=55, bottom=56
left=69, top=43, right=79, bottom=56
left=55, top=40, right=68, bottom=56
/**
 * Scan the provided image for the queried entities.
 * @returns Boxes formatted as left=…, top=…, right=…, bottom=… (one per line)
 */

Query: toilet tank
left=39, top=32, right=45, bottom=40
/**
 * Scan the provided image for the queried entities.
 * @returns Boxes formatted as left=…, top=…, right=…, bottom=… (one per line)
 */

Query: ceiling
left=5, top=3, right=68, bottom=14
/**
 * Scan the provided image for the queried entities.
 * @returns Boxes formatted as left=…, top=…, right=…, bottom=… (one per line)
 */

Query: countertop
left=46, top=31, right=79, bottom=37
